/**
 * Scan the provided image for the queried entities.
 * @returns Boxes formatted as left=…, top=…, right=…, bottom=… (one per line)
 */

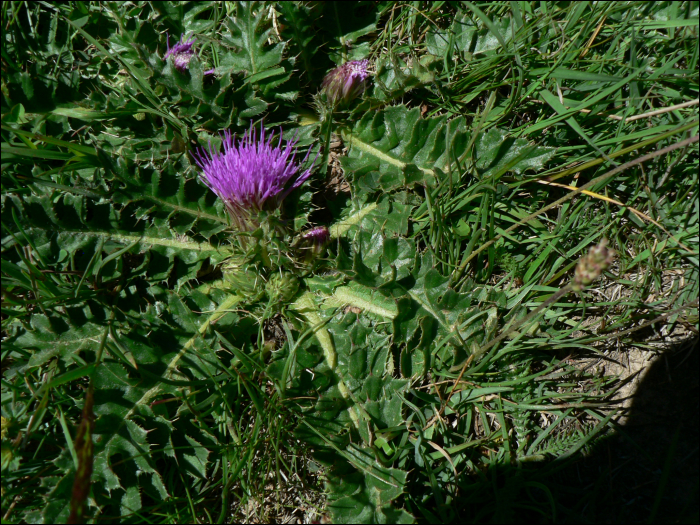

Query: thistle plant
left=4, top=4, right=695, bottom=525
left=192, top=123, right=315, bottom=233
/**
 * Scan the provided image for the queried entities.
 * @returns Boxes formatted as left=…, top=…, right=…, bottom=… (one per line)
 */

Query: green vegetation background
left=2, top=1, right=698, bottom=523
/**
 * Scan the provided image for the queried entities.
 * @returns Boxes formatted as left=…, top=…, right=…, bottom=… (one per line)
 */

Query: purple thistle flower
left=321, top=59, right=371, bottom=106
left=192, top=123, right=315, bottom=230
left=164, top=33, right=197, bottom=72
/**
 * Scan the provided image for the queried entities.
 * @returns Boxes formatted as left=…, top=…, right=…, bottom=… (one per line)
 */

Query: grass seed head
left=573, top=238, right=615, bottom=291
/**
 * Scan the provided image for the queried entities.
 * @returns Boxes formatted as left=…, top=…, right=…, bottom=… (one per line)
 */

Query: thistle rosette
left=192, top=123, right=314, bottom=231
left=321, top=59, right=371, bottom=106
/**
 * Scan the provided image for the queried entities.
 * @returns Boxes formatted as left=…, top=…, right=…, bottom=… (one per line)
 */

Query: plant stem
left=319, top=109, right=335, bottom=177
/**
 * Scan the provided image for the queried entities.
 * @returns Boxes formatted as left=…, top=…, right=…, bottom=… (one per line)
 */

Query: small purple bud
left=303, top=227, right=330, bottom=252
left=321, top=59, right=371, bottom=106
left=192, top=123, right=315, bottom=230
left=164, top=33, right=197, bottom=72
left=296, top=226, right=330, bottom=262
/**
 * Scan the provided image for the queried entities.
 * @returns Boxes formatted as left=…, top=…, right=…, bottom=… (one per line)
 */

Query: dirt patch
left=559, top=335, right=699, bottom=523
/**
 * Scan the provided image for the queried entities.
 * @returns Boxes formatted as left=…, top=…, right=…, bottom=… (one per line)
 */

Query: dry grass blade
left=458, top=133, right=699, bottom=271
left=535, top=179, right=693, bottom=253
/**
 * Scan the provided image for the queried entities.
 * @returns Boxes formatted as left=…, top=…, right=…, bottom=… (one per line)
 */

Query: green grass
left=2, top=1, right=698, bottom=523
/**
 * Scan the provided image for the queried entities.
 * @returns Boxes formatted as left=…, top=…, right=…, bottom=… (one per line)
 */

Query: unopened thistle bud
left=321, top=59, right=371, bottom=106
left=221, top=257, right=259, bottom=295
left=293, top=226, right=330, bottom=263
left=266, top=272, right=300, bottom=303
left=302, top=227, right=330, bottom=255
left=572, top=238, right=615, bottom=292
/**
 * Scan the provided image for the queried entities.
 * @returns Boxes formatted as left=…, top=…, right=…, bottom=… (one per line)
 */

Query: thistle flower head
left=192, top=123, right=314, bottom=230
left=572, top=238, right=615, bottom=291
left=321, top=59, right=371, bottom=106
left=164, top=33, right=197, bottom=72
